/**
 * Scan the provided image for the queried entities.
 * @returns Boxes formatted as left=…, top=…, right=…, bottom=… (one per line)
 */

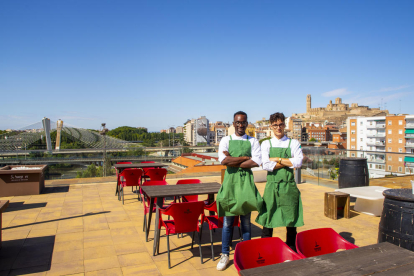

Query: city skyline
left=1, top=1, right=413, bottom=131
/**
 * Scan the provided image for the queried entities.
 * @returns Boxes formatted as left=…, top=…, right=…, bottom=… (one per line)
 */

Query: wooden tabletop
left=240, top=242, right=414, bottom=276
left=0, top=200, right=9, bottom=213
left=113, top=163, right=167, bottom=169
left=141, top=182, right=221, bottom=198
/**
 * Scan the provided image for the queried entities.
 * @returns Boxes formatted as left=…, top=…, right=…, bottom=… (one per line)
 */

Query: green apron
left=255, top=139, right=304, bottom=228
left=217, top=136, right=263, bottom=217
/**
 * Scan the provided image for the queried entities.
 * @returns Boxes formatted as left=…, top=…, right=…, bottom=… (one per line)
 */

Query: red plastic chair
left=158, top=201, right=205, bottom=269
left=141, top=180, right=168, bottom=236
left=234, top=237, right=303, bottom=273
left=201, top=201, right=241, bottom=260
left=118, top=168, right=143, bottom=205
left=295, top=228, right=359, bottom=258
left=141, top=161, right=155, bottom=183
left=145, top=168, right=168, bottom=181
left=115, top=162, right=132, bottom=195
left=174, top=179, right=202, bottom=203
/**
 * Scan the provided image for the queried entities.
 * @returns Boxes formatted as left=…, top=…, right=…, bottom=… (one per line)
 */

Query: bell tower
left=306, top=94, right=311, bottom=113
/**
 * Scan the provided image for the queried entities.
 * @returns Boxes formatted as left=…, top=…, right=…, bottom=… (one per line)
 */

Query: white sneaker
left=217, top=254, right=230, bottom=271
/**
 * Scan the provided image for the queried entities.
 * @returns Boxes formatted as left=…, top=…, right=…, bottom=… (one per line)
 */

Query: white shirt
left=261, top=135, right=303, bottom=171
left=218, top=134, right=262, bottom=166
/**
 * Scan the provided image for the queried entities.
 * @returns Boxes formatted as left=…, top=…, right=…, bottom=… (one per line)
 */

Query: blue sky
left=1, top=0, right=413, bottom=131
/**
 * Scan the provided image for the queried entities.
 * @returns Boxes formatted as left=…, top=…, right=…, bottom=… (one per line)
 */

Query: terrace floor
left=0, top=176, right=389, bottom=276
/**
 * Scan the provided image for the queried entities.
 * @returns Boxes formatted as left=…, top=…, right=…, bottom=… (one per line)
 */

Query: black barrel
left=338, top=157, right=369, bottom=189
left=378, top=189, right=414, bottom=251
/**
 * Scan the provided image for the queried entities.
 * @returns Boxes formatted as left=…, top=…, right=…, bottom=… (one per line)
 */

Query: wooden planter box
left=0, top=165, right=47, bottom=197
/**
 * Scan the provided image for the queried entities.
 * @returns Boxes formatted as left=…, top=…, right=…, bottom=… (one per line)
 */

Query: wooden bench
left=335, top=186, right=389, bottom=217
left=324, top=192, right=350, bottom=220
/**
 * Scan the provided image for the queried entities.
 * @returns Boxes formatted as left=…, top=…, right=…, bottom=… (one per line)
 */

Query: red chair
left=295, top=228, right=359, bottom=258
left=115, top=162, right=132, bottom=196
left=145, top=168, right=168, bottom=181
left=174, top=179, right=201, bottom=203
left=141, top=180, right=168, bottom=236
left=118, top=169, right=143, bottom=205
left=201, top=201, right=241, bottom=260
left=141, top=161, right=155, bottom=183
left=234, top=237, right=303, bottom=273
left=158, top=201, right=205, bottom=269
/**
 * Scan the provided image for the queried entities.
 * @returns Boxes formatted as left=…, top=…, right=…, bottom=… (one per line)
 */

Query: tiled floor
left=0, top=176, right=382, bottom=275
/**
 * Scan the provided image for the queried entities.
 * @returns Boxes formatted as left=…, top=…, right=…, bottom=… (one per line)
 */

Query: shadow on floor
left=0, top=236, right=55, bottom=275
left=339, top=231, right=356, bottom=244
left=3, top=211, right=110, bottom=230
left=4, top=202, right=47, bottom=212
left=42, top=186, right=69, bottom=194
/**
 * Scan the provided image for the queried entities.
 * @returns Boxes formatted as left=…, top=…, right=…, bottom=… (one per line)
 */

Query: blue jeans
left=221, top=213, right=251, bottom=255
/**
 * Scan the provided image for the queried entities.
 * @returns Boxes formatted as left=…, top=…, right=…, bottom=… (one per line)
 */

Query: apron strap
left=269, top=139, right=272, bottom=148
left=230, top=135, right=233, bottom=141
left=284, top=138, right=292, bottom=158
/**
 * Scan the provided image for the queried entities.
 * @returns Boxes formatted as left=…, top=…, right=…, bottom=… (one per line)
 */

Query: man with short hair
left=216, top=111, right=263, bottom=271
left=255, top=112, right=304, bottom=250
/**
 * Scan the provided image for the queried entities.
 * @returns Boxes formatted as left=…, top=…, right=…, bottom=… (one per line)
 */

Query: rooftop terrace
left=0, top=175, right=410, bottom=276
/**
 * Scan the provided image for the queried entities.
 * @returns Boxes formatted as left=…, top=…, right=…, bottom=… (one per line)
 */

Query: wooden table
left=113, top=162, right=167, bottom=195
left=0, top=200, right=9, bottom=249
left=140, top=182, right=222, bottom=256
left=240, top=242, right=414, bottom=276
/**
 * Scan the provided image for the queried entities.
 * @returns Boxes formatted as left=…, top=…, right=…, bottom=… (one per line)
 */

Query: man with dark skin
left=216, top=111, right=263, bottom=271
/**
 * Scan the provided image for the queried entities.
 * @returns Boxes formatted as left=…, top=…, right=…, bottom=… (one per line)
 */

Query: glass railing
left=1, top=146, right=413, bottom=189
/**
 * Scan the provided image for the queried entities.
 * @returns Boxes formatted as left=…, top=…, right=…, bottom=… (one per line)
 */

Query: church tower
left=306, top=94, right=311, bottom=113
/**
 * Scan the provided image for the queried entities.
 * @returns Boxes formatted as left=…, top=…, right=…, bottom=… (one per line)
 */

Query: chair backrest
left=116, top=162, right=132, bottom=177
left=119, top=169, right=142, bottom=187
left=146, top=168, right=168, bottom=181
left=141, top=161, right=155, bottom=175
left=296, top=228, right=359, bottom=258
left=162, top=201, right=205, bottom=233
left=141, top=180, right=168, bottom=211
left=177, top=179, right=201, bottom=202
left=202, top=201, right=238, bottom=227
left=234, top=237, right=303, bottom=272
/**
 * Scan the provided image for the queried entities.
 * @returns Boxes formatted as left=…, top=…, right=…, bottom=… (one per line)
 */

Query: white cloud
left=322, top=88, right=351, bottom=97
left=376, top=85, right=410, bottom=93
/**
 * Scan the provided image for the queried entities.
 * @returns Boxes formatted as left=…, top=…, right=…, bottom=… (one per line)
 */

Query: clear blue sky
left=1, top=1, right=413, bottom=131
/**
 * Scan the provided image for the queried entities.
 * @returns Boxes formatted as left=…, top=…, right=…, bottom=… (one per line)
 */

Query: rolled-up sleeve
left=289, top=139, right=303, bottom=168
left=218, top=137, right=229, bottom=163
left=261, top=140, right=277, bottom=172
left=250, top=138, right=262, bottom=166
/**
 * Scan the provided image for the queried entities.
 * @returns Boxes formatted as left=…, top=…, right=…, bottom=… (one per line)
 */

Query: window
left=388, top=121, right=392, bottom=125
left=388, top=139, right=392, bottom=143
left=369, top=164, right=373, bottom=168
left=399, top=120, right=403, bottom=125
left=399, top=157, right=403, bottom=162
left=399, top=139, right=403, bottom=144
left=388, top=147, right=392, bottom=151
left=388, top=155, right=392, bottom=161
left=399, top=129, right=403, bottom=134
left=360, top=146, right=363, bottom=150
left=388, top=165, right=392, bottom=170
left=351, top=138, right=355, bottom=142
left=399, top=148, right=403, bottom=153
left=351, top=130, right=355, bottom=134
left=351, top=153, right=355, bottom=157
left=360, top=138, right=363, bottom=142
left=351, top=145, right=355, bottom=149
left=399, top=167, right=402, bottom=172
left=351, top=122, right=355, bottom=126
left=388, top=130, right=392, bottom=134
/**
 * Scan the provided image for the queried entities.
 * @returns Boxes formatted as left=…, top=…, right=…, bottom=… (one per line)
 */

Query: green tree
left=309, top=137, right=317, bottom=142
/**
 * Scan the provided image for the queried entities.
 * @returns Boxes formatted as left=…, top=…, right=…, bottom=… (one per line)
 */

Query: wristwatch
left=278, top=158, right=282, bottom=164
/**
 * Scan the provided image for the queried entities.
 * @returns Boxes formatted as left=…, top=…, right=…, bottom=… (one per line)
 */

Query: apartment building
left=346, top=115, right=414, bottom=178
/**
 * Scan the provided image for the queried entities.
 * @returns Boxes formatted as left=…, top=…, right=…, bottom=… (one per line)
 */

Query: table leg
left=153, top=197, right=163, bottom=256
left=208, top=193, right=215, bottom=216
left=146, top=197, right=155, bottom=242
